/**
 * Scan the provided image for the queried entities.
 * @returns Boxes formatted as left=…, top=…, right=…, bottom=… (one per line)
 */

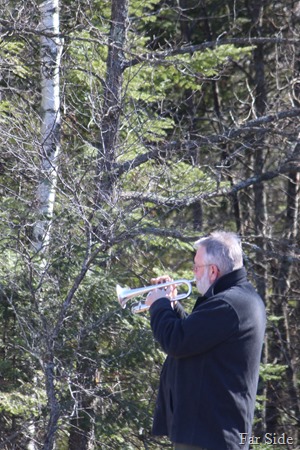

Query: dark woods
left=0, top=0, right=299, bottom=448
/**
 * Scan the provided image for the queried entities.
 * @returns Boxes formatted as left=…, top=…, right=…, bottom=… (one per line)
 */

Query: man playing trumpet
left=145, top=230, right=266, bottom=450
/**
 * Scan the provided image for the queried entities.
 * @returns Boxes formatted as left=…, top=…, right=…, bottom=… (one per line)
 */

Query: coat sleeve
left=149, top=296, right=239, bottom=358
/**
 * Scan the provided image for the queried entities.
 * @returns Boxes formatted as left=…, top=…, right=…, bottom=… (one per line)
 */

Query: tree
left=32, top=0, right=63, bottom=253
left=0, top=0, right=300, bottom=449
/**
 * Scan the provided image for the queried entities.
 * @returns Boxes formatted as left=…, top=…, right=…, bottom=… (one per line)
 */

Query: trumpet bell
left=116, top=284, right=148, bottom=308
left=116, top=284, right=131, bottom=308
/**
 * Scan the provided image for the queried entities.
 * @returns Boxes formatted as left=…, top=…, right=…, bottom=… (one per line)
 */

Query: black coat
left=149, top=268, right=266, bottom=450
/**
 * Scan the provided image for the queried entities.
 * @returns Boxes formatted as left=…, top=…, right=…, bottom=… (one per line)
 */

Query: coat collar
left=206, top=267, right=247, bottom=297
left=194, top=267, right=247, bottom=308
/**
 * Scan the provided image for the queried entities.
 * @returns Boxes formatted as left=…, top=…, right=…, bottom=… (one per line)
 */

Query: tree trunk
left=246, top=0, right=269, bottom=436
left=31, top=2, right=62, bottom=449
left=252, top=39, right=267, bottom=300
left=68, top=2, right=130, bottom=447
left=265, top=2, right=300, bottom=440
left=95, top=0, right=129, bottom=205
left=269, top=170, right=300, bottom=442
left=96, top=0, right=128, bottom=206
left=43, top=360, right=61, bottom=450
left=32, top=0, right=63, bottom=252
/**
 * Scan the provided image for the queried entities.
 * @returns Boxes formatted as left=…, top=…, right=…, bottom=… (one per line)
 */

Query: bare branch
left=123, top=37, right=300, bottom=69
left=116, top=108, right=300, bottom=176
left=120, top=160, right=300, bottom=208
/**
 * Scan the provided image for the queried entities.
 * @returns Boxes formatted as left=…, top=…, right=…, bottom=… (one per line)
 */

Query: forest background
left=0, top=0, right=299, bottom=449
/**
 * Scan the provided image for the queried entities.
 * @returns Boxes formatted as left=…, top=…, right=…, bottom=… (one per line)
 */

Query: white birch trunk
left=32, top=0, right=62, bottom=252
left=29, top=2, right=62, bottom=448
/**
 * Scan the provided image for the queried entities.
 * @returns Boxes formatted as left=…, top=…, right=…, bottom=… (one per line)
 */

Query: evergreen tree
left=0, top=0, right=299, bottom=448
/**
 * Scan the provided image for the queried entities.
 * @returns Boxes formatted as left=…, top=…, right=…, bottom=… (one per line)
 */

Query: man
left=145, top=231, right=266, bottom=450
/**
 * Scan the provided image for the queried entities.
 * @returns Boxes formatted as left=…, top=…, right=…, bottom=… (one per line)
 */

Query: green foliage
left=0, top=0, right=299, bottom=448
left=0, top=40, right=30, bottom=78
left=259, top=363, right=288, bottom=382
left=267, top=313, right=284, bottom=325
left=68, top=30, right=107, bottom=82
left=126, top=45, right=253, bottom=100
left=0, top=375, right=46, bottom=418
left=0, top=100, right=12, bottom=118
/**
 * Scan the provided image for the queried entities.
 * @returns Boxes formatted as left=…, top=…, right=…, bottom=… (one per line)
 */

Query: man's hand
left=145, top=275, right=177, bottom=308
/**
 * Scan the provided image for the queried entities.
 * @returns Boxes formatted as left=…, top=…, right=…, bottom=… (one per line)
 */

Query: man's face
left=193, top=246, right=213, bottom=295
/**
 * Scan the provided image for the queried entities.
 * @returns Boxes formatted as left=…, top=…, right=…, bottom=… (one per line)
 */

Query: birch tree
left=32, top=0, right=63, bottom=252
left=31, top=2, right=63, bottom=449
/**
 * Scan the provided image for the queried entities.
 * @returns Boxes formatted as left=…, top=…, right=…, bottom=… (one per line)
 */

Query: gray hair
left=194, top=231, right=243, bottom=275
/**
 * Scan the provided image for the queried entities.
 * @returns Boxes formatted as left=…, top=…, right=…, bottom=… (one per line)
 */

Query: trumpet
left=116, top=278, right=195, bottom=314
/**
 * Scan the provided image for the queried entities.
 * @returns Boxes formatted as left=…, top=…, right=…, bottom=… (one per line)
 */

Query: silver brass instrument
left=116, top=278, right=195, bottom=314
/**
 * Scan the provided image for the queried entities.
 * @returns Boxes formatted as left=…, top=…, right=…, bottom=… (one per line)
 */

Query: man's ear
left=210, top=264, right=220, bottom=281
